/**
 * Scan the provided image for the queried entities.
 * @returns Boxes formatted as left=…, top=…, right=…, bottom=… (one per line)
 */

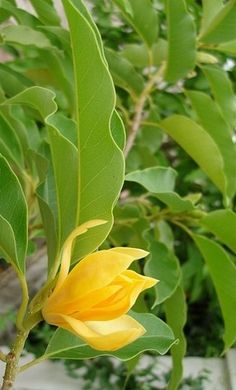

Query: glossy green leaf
left=114, top=0, right=159, bottom=47
left=0, top=25, right=52, bottom=48
left=202, top=66, right=236, bottom=128
left=0, top=215, right=17, bottom=268
left=126, top=167, right=200, bottom=212
left=47, top=121, right=78, bottom=246
left=194, top=235, right=236, bottom=351
left=155, top=220, right=174, bottom=251
left=48, top=112, right=77, bottom=146
left=0, top=106, right=29, bottom=159
left=165, top=0, right=196, bottom=82
left=3, top=86, right=57, bottom=119
left=0, top=65, right=33, bottom=97
left=160, top=115, right=226, bottom=197
left=0, top=0, right=42, bottom=28
left=105, top=48, right=144, bottom=97
left=0, top=112, right=24, bottom=169
left=45, top=312, right=176, bottom=360
left=201, top=209, right=236, bottom=254
left=39, top=26, right=71, bottom=52
left=200, top=0, right=236, bottom=44
left=138, top=113, right=163, bottom=154
left=114, top=0, right=133, bottom=16
left=165, top=286, right=187, bottom=390
left=182, top=244, right=205, bottom=304
left=186, top=90, right=236, bottom=202
left=33, top=147, right=58, bottom=267
left=215, top=39, right=236, bottom=56
left=144, top=240, right=181, bottom=306
left=29, top=0, right=61, bottom=25
left=200, top=0, right=223, bottom=33
left=111, top=110, right=126, bottom=151
left=0, top=155, right=27, bottom=273
left=40, top=50, right=74, bottom=111
left=63, top=0, right=124, bottom=261
left=3, top=86, right=77, bottom=252
left=122, top=40, right=167, bottom=68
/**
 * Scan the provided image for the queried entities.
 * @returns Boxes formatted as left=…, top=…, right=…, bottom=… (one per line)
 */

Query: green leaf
left=200, top=0, right=236, bottom=44
left=29, top=0, right=61, bottom=25
left=105, top=48, right=145, bottom=97
left=201, top=209, right=236, bottom=254
left=202, top=66, right=236, bottom=128
left=160, top=115, right=226, bottom=198
left=186, top=90, right=236, bottom=202
left=33, top=147, right=58, bottom=268
left=40, top=50, right=74, bottom=112
left=0, top=0, right=42, bottom=28
left=3, top=86, right=57, bottom=118
left=165, top=0, right=196, bottom=82
left=47, top=117, right=78, bottom=246
left=200, top=0, right=223, bottom=33
left=0, top=155, right=28, bottom=273
left=165, top=286, right=187, bottom=390
left=114, top=0, right=159, bottom=47
left=4, top=86, right=79, bottom=249
left=63, top=0, right=124, bottom=261
left=126, top=167, right=200, bottom=212
left=3, top=86, right=77, bottom=251
left=194, top=235, right=236, bottom=352
left=44, top=312, right=176, bottom=360
left=0, top=25, right=52, bottom=48
left=0, top=112, right=24, bottom=169
left=39, top=26, right=71, bottom=52
left=144, top=240, right=181, bottom=306
left=48, top=112, right=77, bottom=146
left=215, top=39, right=236, bottom=56
left=0, top=64, right=33, bottom=97
left=111, top=110, right=126, bottom=151
left=114, top=0, right=133, bottom=16
left=0, top=215, right=17, bottom=268
left=122, top=39, right=167, bottom=68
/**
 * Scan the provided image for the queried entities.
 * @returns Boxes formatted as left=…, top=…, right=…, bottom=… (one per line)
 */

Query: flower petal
left=77, top=271, right=157, bottom=321
left=109, top=247, right=149, bottom=259
left=53, top=247, right=149, bottom=304
left=55, top=219, right=107, bottom=291
left=46, top=313, right=145, bottom=351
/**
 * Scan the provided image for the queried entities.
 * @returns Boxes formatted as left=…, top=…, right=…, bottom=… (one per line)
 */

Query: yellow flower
left=42, top=220, right=158, bottom=351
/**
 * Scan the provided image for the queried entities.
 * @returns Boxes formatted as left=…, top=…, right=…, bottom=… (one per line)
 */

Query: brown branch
left=124, top=64, right=165, bottom=158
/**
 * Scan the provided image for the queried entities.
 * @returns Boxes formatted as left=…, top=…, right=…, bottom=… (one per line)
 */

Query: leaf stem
left=124, top=63, right=165, bottom=158
left=170, top=219, right=193, bottom=237
left=13, top=267, right=29, bottom=331
left=19, top=355, right=46, bottom=373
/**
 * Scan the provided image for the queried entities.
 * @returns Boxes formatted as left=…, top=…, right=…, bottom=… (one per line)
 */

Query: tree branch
left=124, top=64, right=165, bottom=158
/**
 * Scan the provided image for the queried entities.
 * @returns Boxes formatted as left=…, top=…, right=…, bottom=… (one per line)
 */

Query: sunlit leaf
left=194, top=235, right=236, bottom=352
left=202, top=66, right=236, bottom=128
left=126, top=167, right=200, bottom=213
left=114, top=0, right=159, bottom=47
left=165, top=0, right=196, bottom=82
left=186, top=90, right=236, bottom=202
left=144, top=239, right=181, bottom=306
left=63, top=0, right=124, bottom=261
left=201, top=209, right=236, bottom=253
left=160, top=115, right=226, bottom=199
left=200, top=0, right=236, bottom=44
left=165, top=286, right=187, bottom=390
